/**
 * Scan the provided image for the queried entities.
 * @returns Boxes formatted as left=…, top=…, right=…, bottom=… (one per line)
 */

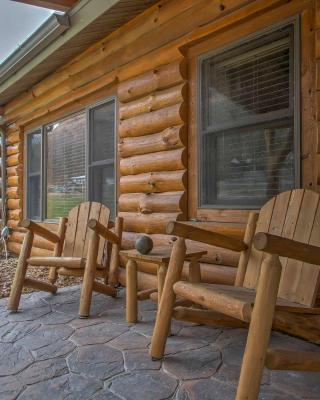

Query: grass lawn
left=47, top=193, right=84, bottom=219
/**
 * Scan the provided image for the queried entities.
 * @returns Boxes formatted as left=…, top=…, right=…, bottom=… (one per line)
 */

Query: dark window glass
left=27, top=131, right=42, bottom=220
left=45, top=112, right=86, bottom=219
left=88, top=99, right=116, bottom=217
left=199, top=25, right=297, bottom=207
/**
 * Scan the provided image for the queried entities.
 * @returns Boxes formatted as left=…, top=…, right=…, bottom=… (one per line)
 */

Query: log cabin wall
left=2, top=0, right=320, bottom=288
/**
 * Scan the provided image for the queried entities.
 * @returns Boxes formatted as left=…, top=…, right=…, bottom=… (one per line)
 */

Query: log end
left=19, top=219, right=31, bottom=229
left=87, top=219, right=98, bottom=230
left=253, top=232, right=268, bottom=251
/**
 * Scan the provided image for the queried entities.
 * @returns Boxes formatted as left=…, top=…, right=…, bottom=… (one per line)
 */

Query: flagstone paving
left=0, top=285, right=319, bottom=400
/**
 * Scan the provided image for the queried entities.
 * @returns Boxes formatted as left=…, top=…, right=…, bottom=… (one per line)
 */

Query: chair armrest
left=88, top=219, right=120, bottom=245
left=254, top=232, right=320, bottom=265
left=19, top=219, right=60, bottom=243
left=166, top=221, right=247, bottom=252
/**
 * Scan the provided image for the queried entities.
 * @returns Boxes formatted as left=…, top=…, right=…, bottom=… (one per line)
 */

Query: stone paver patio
left=0, top=285, right=319, bottom=400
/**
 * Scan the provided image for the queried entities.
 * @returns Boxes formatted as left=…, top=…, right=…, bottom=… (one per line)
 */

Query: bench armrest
left=254, top=232, right=320, bottom=265
left=19, top=219, right=60, bottom=243
left=166, top=221, right=247, bottom=252
left=88, top=218, right=121, bottom=245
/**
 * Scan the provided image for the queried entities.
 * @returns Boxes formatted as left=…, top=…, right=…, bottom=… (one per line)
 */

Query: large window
left=199, top=23, right=299, bottom=208
left=26, top=98, right=116, bottom=220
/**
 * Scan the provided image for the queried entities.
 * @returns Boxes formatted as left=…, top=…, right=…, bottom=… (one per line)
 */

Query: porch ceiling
left=0, top=0, right=158, bottom=106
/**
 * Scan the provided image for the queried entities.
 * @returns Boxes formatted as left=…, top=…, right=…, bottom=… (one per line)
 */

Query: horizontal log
left=10, top=231, right=55, bottom=251
left=120, top=170, right=187, bottom=193
left=7, top=187, right=21, bottom=199
left=119, top=103, right=186, bottom=138
left=24, top=277, right=57, bottom=294
left=7, top=165, right=23, bottom=177
left=92, top=281, right=117, bottom=297
left=7, top=153, right=22, bottom=167
left=137, top=288, right=157, bottom=301
left=8, top=241, right=53, bottom=257
left=7, top=198, right=22, bottom=210
left=7, top=175, right=22, bottom=187
left=7, top=209, right=22, bottom=221
left=265, top=349, right=320, bottom=371
left=120, top=212, right=184, bottom=234
left=119, top=191, right=186, bottom=214
left=120, top=148, right=187, bottom=175
left=173, top=307, right=248, bottom=328
left=118, top=267, right=158, bottom=291
left=118, top=61, right=186, bottom=103
left=254, top=232, right=320, bottom=265
left=6, top=143, right=22, bottom=156
left=167, top=221, right=247, bottom=252
left=121, top=231, right=239, bottom=267
left=7, top=219, right=20, bottom=230
left=20, top=219, right=60, bottom=243
left=6, top=131, right=22, bottom=145
left=118, top=125, right=186, bottom=158
left=119, top=83, right=186, bottom=120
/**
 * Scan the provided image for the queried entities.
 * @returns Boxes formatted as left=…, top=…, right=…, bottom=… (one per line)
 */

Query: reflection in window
left=199, top=24, right=297, bottom=207
left=27, top=131, right=42, bottom=220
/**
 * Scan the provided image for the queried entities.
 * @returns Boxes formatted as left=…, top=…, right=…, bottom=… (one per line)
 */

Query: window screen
left=45, top=112, right=86, bottom=219
left=27, top=130, right=42, bottom=220
left=199, top=24, right=298, bottom=207
left=88, top=99, right=116, bottom=217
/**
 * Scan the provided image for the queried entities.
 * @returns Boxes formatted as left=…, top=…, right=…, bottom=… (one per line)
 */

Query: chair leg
left=48, top=267, right=58, bottom=285
left=79, top=230, right=99, bottom=318
left=126, top=259, right=138, bottom=323
left=236, top=254, right=282, bottom=400
left=7, top=231, right=34, bottom=311
left=150, top=237, right=186, bottom=360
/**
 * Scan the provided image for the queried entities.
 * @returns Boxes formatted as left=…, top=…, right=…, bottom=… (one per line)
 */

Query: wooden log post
left=235, top=212, right=259, bottom=287
left=126, top=259, right=138, bottom=323
left=265, top=349, right=320, bottom=372
left=79, top=230, right=100, bottom=318
left=108, top=216, right=124, bottom=286
left=7, top=231, right=34, bottom=311
left=150, top=237, right=186, bottom=360
left=157, top=263, right=167, bottom=305
left=49, top=217, right=68, bottom=284
left=236, top=254, right=282, bottom=400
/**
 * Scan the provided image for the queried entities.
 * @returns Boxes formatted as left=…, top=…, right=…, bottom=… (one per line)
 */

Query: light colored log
left=137, top=288, right=157, bottom=301
left=6, top=131, right=23, bottom=145
left=118, top=61, right=186, bottom=103
left=49, top=217, right=68, bottom=284
left=7, top=231, right=34, bottom=311
left=120, top=148, right=187, bottom=175
left=7, top=209, right=22, bottom=221
left=7, top=187, right=21, bottom=199
left=173, top=307, right=249, bottom=328
left=6, top=143, right=22, bottom=156
left=108, top=216, right=124, bottom=286
left=236, top=254, right=282, bottom=400
left=119, top=83, right=186, bottom=121
left=10, top=231, right=55, bottom=251
left=120, top=212, right=183, bottom=234
left=7, top=165, right=23, bottom=177
left=157, top=263, right=167, bottom=304
left=119, top=191, right=186, bottom=214
left=119, top=103, right=186, bottom=138
left=254, top=232, right=320, bottom=265
left=126, top=259, right=138, bottom=323
left=235, top=212, right=259, bottom=287
left=87, top=219, right=120, bottom=244
left=7, top=153, right=22, bottom=167
left=92, top=281, right=117, bottom=297
left=150, top=237, right=186, bottom=359
left=119, top=267, right=158, bottom=290
left=7, top=198, right=22, bottom=210
left=120, top=170, right=186, bottom=194
left=20, top=219, right=60, bottom=243
left=265, top=349, right=320, bottom=371
left=7, top=241, right=53, bottom=257
left=7, top=175, right=22, bottom=187
left=7, top=219, right=20, bottom=229
left=167, top=221, right=247, bottom=252
left=188, top=260, right=201, bottom=283
left=27, top=257, right=84, bottom=268
left=118, top=125, right=186, bottom=158
left=79, top=230, right=99, bottom=318
left=24, top=277, right=57, bottom=294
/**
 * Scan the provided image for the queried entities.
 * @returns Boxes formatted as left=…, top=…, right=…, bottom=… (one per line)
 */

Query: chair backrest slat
left=62, top=202, right=111, bottom=266
left=243, top=189, right=320, bottom=307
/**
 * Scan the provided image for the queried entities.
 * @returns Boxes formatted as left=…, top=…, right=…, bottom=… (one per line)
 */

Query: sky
left=0, top=0, right=56, bottom=64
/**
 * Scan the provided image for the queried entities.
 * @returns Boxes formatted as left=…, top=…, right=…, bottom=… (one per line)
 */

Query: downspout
left=0, top=122, right=7, bottom=227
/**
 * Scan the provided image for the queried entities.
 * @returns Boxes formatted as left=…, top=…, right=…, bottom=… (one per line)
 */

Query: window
left=26, top=98, right=117, bottom=220
left=88, top=99, right=116, bottom=217
left=26, top=130, right=42, bottom=220
left=198, top=24, right=299, bottom=208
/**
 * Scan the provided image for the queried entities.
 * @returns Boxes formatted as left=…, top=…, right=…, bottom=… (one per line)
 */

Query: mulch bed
left=0, top=255, right=82, bottom=298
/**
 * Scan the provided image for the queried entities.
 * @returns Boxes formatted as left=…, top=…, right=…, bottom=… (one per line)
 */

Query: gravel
left=0, top=255, right=82, bottom=298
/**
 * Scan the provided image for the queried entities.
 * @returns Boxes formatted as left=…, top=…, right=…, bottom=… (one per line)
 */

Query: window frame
left=25, top=96, right=117, bottom=222
left=188, top=16, right=301, bottom=223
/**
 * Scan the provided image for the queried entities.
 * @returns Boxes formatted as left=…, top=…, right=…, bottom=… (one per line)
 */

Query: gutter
left=0, top=13, right=70, bottom=84
left=0, top=0, right=120, bottom=98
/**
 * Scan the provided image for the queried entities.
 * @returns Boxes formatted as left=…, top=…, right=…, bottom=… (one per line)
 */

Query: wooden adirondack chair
left=150, top=189, right=320, bottom=400
left=8, top=202, right=123, bottom=318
